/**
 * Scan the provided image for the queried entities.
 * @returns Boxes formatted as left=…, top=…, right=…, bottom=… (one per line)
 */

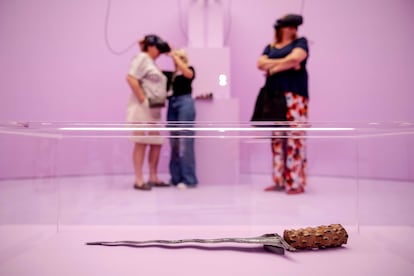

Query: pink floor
left=0, top=174, right=413, bottom=275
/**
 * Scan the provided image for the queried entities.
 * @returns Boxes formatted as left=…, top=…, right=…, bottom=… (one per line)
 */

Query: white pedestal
left=194, top=98, right=240, bottom=185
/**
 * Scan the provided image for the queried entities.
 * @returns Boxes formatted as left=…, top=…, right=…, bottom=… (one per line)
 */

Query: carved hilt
left=283, top=224, right=348, bottom=250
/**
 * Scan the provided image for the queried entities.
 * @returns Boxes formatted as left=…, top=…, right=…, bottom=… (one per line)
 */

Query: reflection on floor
left=0, top=175, right=413, bottom=275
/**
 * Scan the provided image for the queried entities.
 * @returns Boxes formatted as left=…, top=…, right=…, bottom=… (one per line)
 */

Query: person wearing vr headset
left=126, top=34, right=171, bottom=190
left=165, top=49, right=198, bottom=190
left=253, top=14, right=309, bottom=194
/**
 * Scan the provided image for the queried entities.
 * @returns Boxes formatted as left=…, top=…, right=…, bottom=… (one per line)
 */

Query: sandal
left=133, top=182, right=152, bottom=191
left=147, top=181, right=170, bottom=187
left=264, top=185, right=285, bottom=192
left=286, top=187, right=305, bottom=195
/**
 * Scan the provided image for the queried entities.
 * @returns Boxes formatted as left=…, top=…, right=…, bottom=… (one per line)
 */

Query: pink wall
left=0, top=0, right=186, bottom=121
left=1, top=0, right=413, bottom=180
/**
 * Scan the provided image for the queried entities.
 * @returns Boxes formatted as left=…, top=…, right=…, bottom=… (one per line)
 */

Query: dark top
left=171, top=66, right=195, bottom=97
left=262, top=37, right=309, bottom=98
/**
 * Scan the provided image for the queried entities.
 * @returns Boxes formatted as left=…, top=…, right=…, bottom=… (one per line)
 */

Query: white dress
left=126, top=53, right=167, bottom=144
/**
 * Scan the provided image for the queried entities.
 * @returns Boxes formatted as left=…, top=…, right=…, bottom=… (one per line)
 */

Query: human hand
left=138, top=96, right=147, bottom=104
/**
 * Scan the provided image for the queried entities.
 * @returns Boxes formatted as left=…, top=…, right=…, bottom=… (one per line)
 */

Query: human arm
left=257, top=54, right=285, bottom=71
left=258, top=38, right=309, bottom=74
left=268, top=47, right=307, bottom=74
left=169, top=51, right=194, bottom=79
left=127, top=54, right=148, bottom=103
left=126, top=75, right=146, bottom=103
left=258, top=48, right=307, bottom=72
left=257, top=44, right=289, bottom=70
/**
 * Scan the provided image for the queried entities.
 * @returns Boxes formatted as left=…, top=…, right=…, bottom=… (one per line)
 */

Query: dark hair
left=141, top=34, right=171, bottom=53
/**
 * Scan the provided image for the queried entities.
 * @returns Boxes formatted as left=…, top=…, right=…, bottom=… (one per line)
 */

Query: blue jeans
left=167, top=94, right=198, bottom=186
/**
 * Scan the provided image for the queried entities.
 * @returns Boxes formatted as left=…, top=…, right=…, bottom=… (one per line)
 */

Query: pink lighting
left=0, top=1, right=414, bottom=274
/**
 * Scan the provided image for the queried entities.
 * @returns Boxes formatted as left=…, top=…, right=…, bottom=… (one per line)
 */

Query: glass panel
left=1, top=121, right=413, bottom=272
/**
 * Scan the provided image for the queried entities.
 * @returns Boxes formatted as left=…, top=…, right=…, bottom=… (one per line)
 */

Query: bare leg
left=148, top=144, right=161, bottom=182
left=133, top=142, right=146, bottom=186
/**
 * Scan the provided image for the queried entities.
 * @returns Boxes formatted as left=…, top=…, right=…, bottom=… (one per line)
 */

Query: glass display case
left=0, top=121, right=413, bottom=275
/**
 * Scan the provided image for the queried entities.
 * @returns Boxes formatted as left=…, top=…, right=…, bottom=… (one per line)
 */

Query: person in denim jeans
left=167, top=49, right=198, bottom=189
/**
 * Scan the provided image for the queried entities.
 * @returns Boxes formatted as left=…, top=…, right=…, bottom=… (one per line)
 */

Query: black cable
left=298, top=0, right=314, bottom=46
left=177, top=0, right=189, bottom=44
left=300, top=0, right=305, bottom=15
left=223, top=0, right=232, bottom=46
left=104, top=0, right=136, bottom=55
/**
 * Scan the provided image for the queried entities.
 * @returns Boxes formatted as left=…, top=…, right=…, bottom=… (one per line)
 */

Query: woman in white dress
left=126, top=34, right=171, bottom=190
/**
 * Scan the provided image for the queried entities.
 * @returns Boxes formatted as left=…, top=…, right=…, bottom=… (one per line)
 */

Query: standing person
left=253, top=14, right=309, bottom=194
left=126, top=34, right=171, bottom=190
left=166, top=49, right=198, bottom=189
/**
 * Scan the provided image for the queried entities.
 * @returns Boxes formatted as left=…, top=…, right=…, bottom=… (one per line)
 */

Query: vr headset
left=274, top=14, right=303, bottom=29
left=143, top=34, right=171, bottom=53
